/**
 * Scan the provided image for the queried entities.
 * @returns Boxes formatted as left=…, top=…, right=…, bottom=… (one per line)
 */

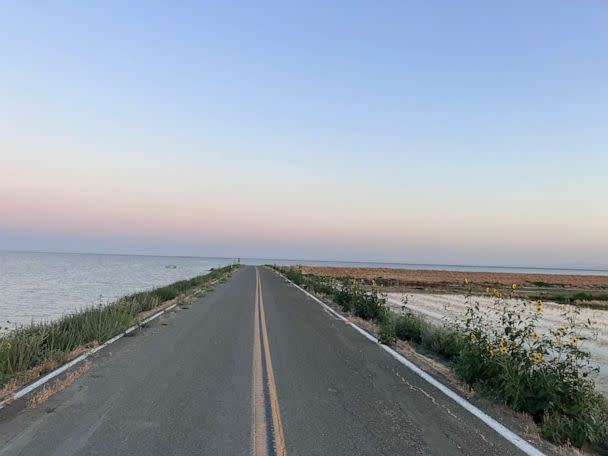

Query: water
left=1, top=251, right=607, bottom=329
left=0, top=251, right=236, bottom=329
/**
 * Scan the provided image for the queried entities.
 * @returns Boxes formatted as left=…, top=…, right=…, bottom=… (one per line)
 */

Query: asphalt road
left=0, top=266, right=531, bottom=455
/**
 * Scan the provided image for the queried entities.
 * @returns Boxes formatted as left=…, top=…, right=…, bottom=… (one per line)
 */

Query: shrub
left=352, top=289, right=386, bottom=321
left=378, top=314, right=397, bottom=346
left=395, top=312, right=428, bottom=343
left=456, top=288, right=606, bottom=449
left=420, top=324, right=464, bottom=360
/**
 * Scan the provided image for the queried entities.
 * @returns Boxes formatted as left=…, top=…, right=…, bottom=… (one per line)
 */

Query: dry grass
left=0, top=361, right=60, bottom=403
left=26, top=361, right=92, bottom=408
left=0, top=342, right=99, bottom=403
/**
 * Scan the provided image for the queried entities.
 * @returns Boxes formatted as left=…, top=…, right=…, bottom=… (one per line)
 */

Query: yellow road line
left=252, top=271, right=268, bottom=455
left=258, top=270, right=287, bottom=456
left=251, top=268, right=287, bottom=456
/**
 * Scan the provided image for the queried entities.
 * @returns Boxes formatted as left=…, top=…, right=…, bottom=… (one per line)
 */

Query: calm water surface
left=0, top=252, right=236, bottom=328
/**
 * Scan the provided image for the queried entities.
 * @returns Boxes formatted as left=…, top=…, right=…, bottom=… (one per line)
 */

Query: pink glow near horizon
left=3, top=150, right=607, bottom=266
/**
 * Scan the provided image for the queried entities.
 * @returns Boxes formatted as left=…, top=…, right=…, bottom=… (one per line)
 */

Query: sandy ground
left=386, top=292, right=608, bottom=396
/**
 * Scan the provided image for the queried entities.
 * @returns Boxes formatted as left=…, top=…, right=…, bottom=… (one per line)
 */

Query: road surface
left=0, top=266, right=532, bottom=455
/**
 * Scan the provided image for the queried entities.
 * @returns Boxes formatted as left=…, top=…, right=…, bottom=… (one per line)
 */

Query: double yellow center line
left=252, top=268, right=287, bottom=456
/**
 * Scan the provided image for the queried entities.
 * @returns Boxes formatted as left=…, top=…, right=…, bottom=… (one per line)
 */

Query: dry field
left=300, top=266, right=608, bottom=308
left=300, top=266, right=608, bottom=288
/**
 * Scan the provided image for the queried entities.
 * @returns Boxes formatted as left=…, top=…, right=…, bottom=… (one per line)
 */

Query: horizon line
left=2, top=248, right=608, bottom=274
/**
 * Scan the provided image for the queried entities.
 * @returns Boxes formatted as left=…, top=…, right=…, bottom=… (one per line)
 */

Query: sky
left=1, top=1, right=607, bottom=267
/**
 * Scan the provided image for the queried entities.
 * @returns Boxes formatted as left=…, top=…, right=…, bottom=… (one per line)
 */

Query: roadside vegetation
left=0, top=264, right=239, bottom=396
left=275, top=265, right=608, bottom=453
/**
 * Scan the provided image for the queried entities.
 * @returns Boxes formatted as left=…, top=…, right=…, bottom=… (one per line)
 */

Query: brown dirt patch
left=26, top=361, right=92, bottom=408
left=301, top=266, right=608, bottom=289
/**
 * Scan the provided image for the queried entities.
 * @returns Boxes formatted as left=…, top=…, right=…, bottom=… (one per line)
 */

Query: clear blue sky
left=2, top=1, right=607, bottom=267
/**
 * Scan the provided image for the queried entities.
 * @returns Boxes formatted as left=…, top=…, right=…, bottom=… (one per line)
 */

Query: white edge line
left=0, top=303, right=177, bottom=410
left=275, top=271, right=544, bottom=456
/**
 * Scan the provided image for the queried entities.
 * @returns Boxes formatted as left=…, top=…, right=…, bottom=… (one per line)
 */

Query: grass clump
left=393, top=312, right=463, bottom=360
left=395, top=312, right=428, bottom=344
left=0, top=264, right=239, bottom=391
left=377, top=313, right=397, bottom=346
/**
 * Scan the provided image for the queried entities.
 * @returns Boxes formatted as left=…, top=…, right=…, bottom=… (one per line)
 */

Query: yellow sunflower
left=571, top=336, right=578, bottom=345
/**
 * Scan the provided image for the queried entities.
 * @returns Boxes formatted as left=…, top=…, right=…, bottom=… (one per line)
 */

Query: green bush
left=456, top=290, right=606, bottom=450
left=352, top=290, right=386, bottom=321
left=332, top=287, right=354, bottom=311
left=395, top=313, right=428, bottom=343
left=420, top=324, right=464, bottom=360
left=378, top=314, right=397, bottom=346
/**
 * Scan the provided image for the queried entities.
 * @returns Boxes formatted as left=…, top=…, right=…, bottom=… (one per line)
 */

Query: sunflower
left=499, top=345, right=508, bottom=354
left=535, top=299, right=543, bottom=313
left=531, top=331, right=539, bottom=339
left=534, top=352, right=543, bottom=363
left=571, top=336, right=578, bottom=345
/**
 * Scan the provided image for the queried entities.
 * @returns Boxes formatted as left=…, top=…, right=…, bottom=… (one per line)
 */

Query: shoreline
left=0, top=265, right=240, bottom=400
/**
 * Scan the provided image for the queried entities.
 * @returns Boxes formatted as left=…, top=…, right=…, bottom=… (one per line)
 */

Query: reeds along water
left=0, top=265, right=239, bottom=396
